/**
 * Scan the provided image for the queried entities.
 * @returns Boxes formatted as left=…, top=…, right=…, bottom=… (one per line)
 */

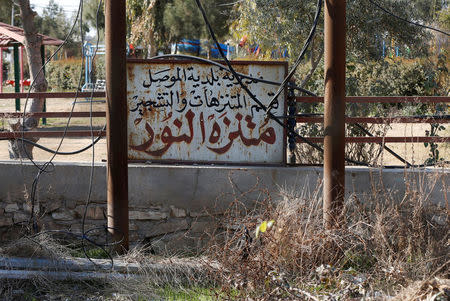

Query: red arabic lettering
left=130, top=111, right=277, bottom=157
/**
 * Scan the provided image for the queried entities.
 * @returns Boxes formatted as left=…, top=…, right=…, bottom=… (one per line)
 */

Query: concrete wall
left=0, top=161, right=448, bottom=252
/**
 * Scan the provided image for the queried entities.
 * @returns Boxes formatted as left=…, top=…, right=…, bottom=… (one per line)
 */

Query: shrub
left=206, top=177, right=449, bottom=299
left=46, top=58, right=84, bottom=91
left=295, top=57, right=447, bottom=165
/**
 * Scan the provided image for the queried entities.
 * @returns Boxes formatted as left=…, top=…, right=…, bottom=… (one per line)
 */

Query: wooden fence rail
left=0, top=94, right=448, bottom=144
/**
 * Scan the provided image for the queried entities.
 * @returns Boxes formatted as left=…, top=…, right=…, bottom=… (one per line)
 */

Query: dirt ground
left=0, top=97, right=448, bottom=165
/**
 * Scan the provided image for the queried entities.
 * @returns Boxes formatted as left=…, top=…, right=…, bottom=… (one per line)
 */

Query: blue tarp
left=176, top=39, right=200, bottom=55
left=174, top=39, right=236, bottom=58
left=210, top=43, right=235, bottom=58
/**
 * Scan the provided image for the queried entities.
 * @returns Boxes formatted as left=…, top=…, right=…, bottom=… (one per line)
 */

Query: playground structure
left=81, top=42, right=106, bottom=92
left=0, top=21, right=63, bottom=125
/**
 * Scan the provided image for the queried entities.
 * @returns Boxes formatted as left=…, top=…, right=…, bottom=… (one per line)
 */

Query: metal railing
left=0, top=92, right=106, bottom=138
left=0, top=92, right=448, bottom=164
left=292, top=96, right=449, bottom=144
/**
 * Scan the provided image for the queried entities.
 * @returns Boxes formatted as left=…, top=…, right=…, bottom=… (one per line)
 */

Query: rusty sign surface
left=127, top=59, right=287, bottom=164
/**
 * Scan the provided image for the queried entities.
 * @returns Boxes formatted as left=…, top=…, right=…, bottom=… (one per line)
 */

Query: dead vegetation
left=203, top=172, right=449, bottom=300
left=0, top=170, right=448, bottom=300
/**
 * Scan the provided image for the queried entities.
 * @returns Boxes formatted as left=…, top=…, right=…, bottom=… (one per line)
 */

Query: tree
left=35, top=0, right=70, bottom=40
left=0, top=0, right=13, bottom=24
left=126, top=0, right=235, bottom=56
left=163, top=0, right=232, bottom=43
left=83, top=0, right=105, bottom=40
left=8, top=0, right=47, bottom=159
left=232, top=0, right=446, bottom=91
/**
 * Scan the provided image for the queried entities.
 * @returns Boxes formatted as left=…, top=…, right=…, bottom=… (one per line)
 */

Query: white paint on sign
left=127, top=60, right=286, bottom=163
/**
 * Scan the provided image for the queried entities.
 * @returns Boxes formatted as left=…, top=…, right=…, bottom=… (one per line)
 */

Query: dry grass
left=204, top=173, right=449, bottom=300
left=0, top=171, right=448, bottom=300
left=0, top=235, right=220, bottom=300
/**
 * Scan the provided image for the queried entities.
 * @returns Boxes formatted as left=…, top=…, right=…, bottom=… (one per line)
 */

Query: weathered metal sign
left=127, top=60, right=287, bottom=164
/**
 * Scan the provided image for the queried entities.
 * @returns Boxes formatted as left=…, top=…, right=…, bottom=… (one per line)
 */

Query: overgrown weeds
left=205, top=174, right=449, bottom=300
left=0, top=172, right=448, bottom=300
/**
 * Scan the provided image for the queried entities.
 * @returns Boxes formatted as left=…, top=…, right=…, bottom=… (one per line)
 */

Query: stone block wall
left=0, top=198, right=216, bottom=254
left=0, top=161, right=447, bottom=253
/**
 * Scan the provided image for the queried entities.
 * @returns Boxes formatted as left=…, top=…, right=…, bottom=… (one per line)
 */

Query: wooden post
left=13, top=45, right=20, bottom=111
left=323, top=0, right=346, bottom=228
left=105, top=0, right=129, bottom=253
left=20, top=46, right=23, bottom=93
left=41, top=45, right=46, bottom=125
left=0, top=47, right=3, bottom=93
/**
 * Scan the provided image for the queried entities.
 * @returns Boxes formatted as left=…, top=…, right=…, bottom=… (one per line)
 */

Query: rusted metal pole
left=0, top=48, right=3, bottom=93
left=323, top=0, right=346, bottom=228
left=20, top=46, right=23, bottom=93
left=105, top=0, right=129, bottom=252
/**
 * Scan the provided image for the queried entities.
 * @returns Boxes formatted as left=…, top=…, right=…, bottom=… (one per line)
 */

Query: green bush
left=45, top=56, right=106, bottom=91
left=93, top=55, right=106, bottom=82
left=46, top=58, right=84, bottom=91
left=295, top=57, right=448, bottom=165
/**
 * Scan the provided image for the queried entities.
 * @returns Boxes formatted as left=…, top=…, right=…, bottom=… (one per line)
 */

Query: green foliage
left=234, top=0, right=438, bottom=61
left=346, top=59, right=439, bottom=97
left=163, top=0, right=205, bottom=42
left=33, top=0, right=82, bottom=57
left=0, top=0, right=12, bottom=24
left=34, top=0, right=69, bottom=40
left=127, top=0, right=235, bottom=54
left=437, top=6, right=450, bottom=30
left=342, top=251, right=376, bottom=272
left=83, top=0, right=105, bottom=35
left=424, top=124, right=446, bottom=165
left=295, top=57, right=448, bottom=165
left=163, top=0, right=232, bottom=43
left=46, top=56, right=105, bottom=91
left=46, top=58, right=83, bottom=91
left=158, top=286, right=217, bottom=301
left=93, top=55, right=105, bottom=81
left=300, top=57, right=444, bottom=98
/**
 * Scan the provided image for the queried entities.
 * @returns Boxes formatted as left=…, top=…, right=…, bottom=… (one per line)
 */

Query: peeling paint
left=127, top=60, right=286, bottom=163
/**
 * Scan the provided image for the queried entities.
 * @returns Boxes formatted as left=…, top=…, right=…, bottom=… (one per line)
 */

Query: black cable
left=352, top=123, right=412, bottom=167
left=265, top=0, right=322, bottom=110
left=145, top=54, right=316, bottom=96
left=194, top=0, right=333, bottom=157
left=13, top=0, right=116, bottom=267
left=150, top=56, right=443, bottom=167
left=81, top=0, right=114, bottom=267
left=367, top=0, right=450, bottom=37
left=19, top=1, right=86, bottom=171
left=18, top=0, right=87, bottom=234
left=0, top=130, right=104, bottom=155
left=194, top=0, right=374, bottom=166
left=194, top=0, right=321, bottom=110
left=193, top=0, right=443, bottom=168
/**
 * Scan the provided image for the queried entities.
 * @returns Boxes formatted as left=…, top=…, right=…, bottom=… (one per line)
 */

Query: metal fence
left=0, top=91, right=448, bottom=164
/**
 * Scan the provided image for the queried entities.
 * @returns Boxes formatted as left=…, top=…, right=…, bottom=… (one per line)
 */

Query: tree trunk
left=147, top=29, right=157, bottom=58
left=8, top=0, right=48, bottom=159
left=146, top=0, right=157, bottom=58
left=300, top=45, right=324, bottom=88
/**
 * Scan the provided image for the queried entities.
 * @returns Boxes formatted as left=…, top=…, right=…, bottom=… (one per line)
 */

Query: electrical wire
left=143, top=54, right=424, bottom=167
left=367, top=0, right=450, bottom=37
left=194, top=0, right=374, bottom=166
left=18, top=0, right=85, bottom=171
left=13, top=0, right=116, bottom=267
left=143, top=54, right=316, bottom=96
left=194, top=0, right=337, bottom=160
left=194, top=0, right=446, bottom=168
left=194, top=0, right=321, bottom=111
left=19, top=0, right=87, bottom=233
left=0, top=128, right=104, bottom=155
left=80, top=0, right=114, bottom=267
